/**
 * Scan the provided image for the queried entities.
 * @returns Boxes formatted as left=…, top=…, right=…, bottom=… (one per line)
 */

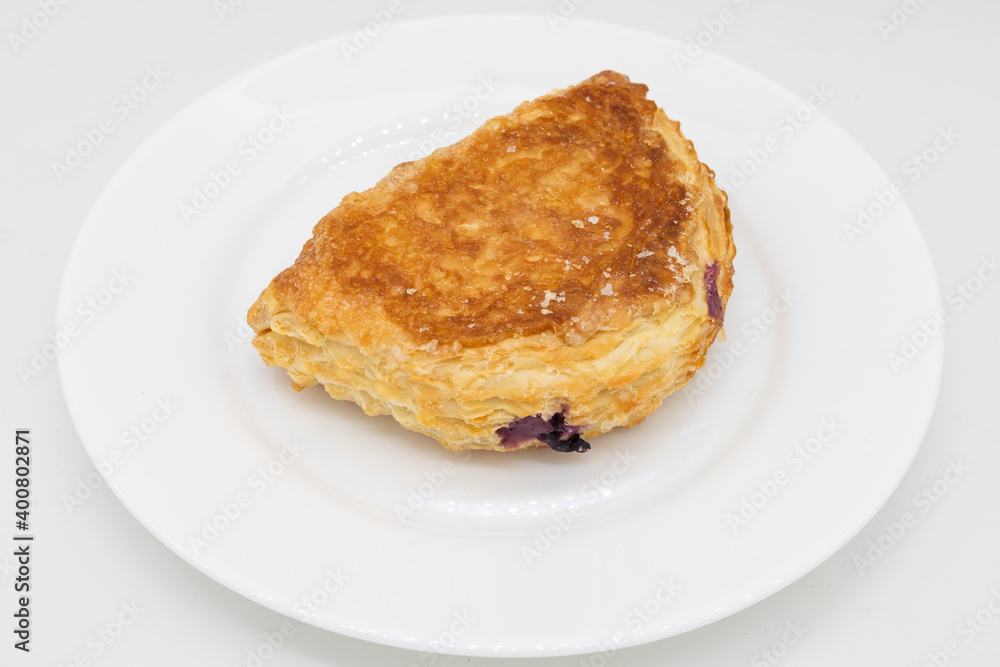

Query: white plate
left=58, top=15, right=943, bottom=658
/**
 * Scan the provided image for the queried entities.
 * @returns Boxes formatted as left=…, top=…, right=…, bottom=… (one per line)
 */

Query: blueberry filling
left=704, top=261, right=723, bottom=320
left=496, top=409, right=590, bottom=453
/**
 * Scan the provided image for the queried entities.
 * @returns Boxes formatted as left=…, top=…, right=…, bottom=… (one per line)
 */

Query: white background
left=2, top=0, right=998, bottom=665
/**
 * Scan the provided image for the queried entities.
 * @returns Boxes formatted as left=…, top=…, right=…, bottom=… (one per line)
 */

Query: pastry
left=248, top=70, right=735, bottom=452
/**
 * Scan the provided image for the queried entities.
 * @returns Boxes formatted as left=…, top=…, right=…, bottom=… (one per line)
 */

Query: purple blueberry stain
left=704, top=261, right=723, bottom=320
left=496, top=408, right=590, bottom=453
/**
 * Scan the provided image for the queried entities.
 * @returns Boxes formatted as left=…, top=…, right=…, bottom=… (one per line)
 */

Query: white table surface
left=3, top=0, right=998, bottom=664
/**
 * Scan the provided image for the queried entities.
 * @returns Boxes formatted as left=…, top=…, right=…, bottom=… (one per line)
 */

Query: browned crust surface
left=252, top=71, right=714, bottom=351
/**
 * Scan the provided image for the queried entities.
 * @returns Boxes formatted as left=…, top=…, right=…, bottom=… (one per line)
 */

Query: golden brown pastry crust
left=248, top=70, right=735, bottom=452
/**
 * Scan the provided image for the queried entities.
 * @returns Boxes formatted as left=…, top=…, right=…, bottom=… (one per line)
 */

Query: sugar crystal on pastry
left=248, top=70, right=735, bottom=452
